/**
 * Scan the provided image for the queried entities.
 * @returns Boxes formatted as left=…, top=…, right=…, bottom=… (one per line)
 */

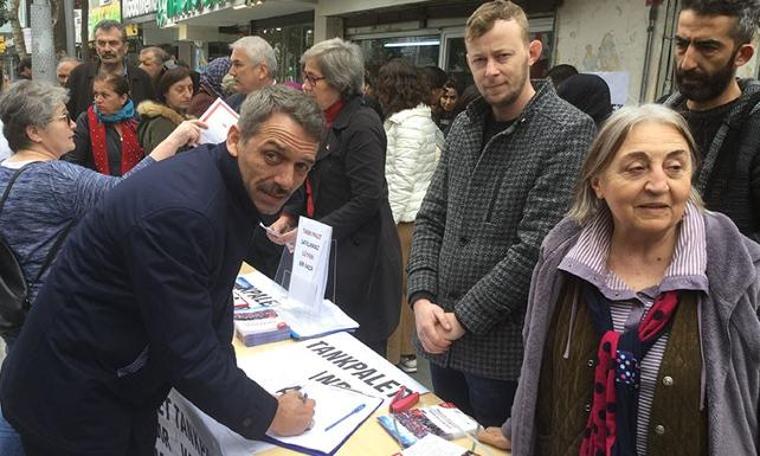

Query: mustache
left=257, top=182, right=290, bottom=199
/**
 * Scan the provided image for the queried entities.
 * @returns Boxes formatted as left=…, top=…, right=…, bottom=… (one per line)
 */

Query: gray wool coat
left=407, top=80, right=595, bottom=380
left=506, top=212, right=760, bottom=455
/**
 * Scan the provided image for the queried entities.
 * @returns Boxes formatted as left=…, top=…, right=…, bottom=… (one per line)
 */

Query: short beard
left=675, top=48, right=738, bottom=103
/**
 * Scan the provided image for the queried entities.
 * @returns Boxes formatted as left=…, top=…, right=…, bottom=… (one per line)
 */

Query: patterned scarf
left=580, top=283, right=680, bottom=456
left=87, top=105, right=143, bottom=176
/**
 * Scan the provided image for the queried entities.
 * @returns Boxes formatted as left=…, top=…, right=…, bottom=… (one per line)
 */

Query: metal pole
left=63, top=0, right=75, bottom=56
left=30, top=0, right=56, bottom=83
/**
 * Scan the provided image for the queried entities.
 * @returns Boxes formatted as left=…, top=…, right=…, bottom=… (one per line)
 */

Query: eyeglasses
left=52, top=111, right=70, bottom=123
left=303, top=73, right=326, bottom=86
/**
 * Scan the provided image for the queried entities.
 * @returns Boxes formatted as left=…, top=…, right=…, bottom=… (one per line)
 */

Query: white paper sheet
left=198, top=98, right=239, bottom=145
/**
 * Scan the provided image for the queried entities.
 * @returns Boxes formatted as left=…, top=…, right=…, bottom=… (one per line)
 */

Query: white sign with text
left=288, top=217, right=332, bottom=310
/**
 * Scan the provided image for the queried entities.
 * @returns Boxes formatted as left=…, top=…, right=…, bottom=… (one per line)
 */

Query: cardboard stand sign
left=288, top=216, right=332, bottom=312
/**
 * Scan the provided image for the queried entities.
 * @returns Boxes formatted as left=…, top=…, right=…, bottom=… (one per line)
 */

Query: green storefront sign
left=89, top=0, right=123, bottom=40
left=156, top=0, right=227, bottom=27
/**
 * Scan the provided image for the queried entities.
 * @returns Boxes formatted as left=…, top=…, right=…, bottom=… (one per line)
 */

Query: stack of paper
left=233, top=309, right=290, bottom=346
left=236, top=270, right=358, bottom=339
left=232, top=274, right=289, bottom=346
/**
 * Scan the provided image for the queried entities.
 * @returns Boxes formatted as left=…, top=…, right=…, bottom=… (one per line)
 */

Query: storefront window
left=258, top=24, right=314, bottom=83
left=355, top=35, right=440, bottom=72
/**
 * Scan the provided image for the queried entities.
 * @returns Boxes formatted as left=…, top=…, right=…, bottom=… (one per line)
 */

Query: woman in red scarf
left=65, top=72, right=143, bottom=176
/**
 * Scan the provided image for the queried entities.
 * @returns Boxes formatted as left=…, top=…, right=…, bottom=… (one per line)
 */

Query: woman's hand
left=150, top=120, right=207, bottom=161
left=477, top=426, right=511, bottom=450
left=168, top=119, right=207, bottom=149
left=265, top=213, right=298, bottom=252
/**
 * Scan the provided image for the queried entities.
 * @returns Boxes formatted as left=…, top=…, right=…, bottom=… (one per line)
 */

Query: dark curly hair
left=374, top=59, right=428, bottom=118
left=681, top=0, right=760, bottom=44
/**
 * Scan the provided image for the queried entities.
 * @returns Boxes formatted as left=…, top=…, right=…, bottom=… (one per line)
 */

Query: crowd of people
left=0, top=0, right=758, bottom=454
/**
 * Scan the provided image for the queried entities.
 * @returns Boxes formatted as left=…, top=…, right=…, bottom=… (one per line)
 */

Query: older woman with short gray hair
left=267, top=38, right=402, bottom=356
left=479, top=104, right=760, bottom=456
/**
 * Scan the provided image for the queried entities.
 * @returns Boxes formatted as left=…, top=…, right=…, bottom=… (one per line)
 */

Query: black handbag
left=0, top=164, right=72, bottom=337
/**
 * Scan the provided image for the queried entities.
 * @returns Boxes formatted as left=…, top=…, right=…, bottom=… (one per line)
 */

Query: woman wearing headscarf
left=189, top=56, right=232, bottom=117
left=479, top=105, right=760, bottom=455
left=65, top=72, right=143, bottom=176
left=268, top=38, right=402, bottom=356
left=0, top=80, right=202, bottom=456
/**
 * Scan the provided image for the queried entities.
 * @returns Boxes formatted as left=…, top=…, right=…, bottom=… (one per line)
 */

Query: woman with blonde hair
left=480, top=104, right=760, bottom=455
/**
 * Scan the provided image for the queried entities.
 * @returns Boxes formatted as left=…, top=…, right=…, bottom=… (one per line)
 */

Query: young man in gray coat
left=407, top=0, right=595, bottom=427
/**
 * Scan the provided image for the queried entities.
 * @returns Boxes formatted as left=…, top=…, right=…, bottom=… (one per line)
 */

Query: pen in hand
left=324, top=403, right=366, bottom=432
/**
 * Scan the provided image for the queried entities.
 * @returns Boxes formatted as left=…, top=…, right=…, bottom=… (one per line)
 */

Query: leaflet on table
left=264, top=382, right=382, bottom=456
left=377, top=403, right=479, bottom=448
left=198, top=98, right=238, bottom=145
left=398, top=434, right=477, bottom=456
left=232, top=275, right=290, bottom=346
left=236, top=269, right=358, bottom=339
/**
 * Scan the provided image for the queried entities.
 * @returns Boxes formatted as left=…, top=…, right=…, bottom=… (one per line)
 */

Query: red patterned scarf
left=87, top=106, right=143, bottom=176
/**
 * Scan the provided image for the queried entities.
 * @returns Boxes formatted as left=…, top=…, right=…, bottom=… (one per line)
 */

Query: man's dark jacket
left=0, top=144, right=277, bottom=454
left=67, top=61, right=156, bottom=119
left=663, top=78, right=760, bottom=242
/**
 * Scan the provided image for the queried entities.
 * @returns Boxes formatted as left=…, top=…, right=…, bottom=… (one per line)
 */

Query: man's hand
left=440, top=312, right=466, bottom=341
left=477, top=426, right=511, bottom=450
left=267, top=391, right=316, bottom=437
left=413, top=299, right=452, bottom=354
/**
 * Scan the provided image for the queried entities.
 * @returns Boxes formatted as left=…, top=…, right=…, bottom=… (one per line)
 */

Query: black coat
left=0, top=144, right=278, bottom=453
left=294, top=96, right=402, bottom=344
left=66, top=61, right=156, bottom=120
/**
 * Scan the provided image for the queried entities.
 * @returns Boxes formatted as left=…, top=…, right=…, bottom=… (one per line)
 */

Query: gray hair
left=238, top=85, right=325, bottom=145
left=300, top=38, right=364, bottom=99
left=140, top=46, right=170, bottom=64
left=94, top=20, right=126, bottom=42
left=230, top=36, right=277, bottom=78
left=568, top=104, right=703, bottom=224
left=57, top=56, right=80, bottom=66
left=0, top=80, right=69, bottom=151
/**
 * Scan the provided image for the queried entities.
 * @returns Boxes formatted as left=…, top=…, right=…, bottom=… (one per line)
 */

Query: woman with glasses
left=65, top=72, right=143, bottom=176
left=0, top=80, right=202, bottom=456
left=137, top=64, right=195, bottom=154
left=267, top=38, right=402, bottom=356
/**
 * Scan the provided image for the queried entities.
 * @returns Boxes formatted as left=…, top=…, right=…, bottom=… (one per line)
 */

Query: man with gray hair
left=66, top=20, right=155, bottom=118
left=0, top=86, right=324, bottom=454
left=225, top=35, right=277, bottom=112
left=56, top=56, right=80, bottom=87
left=138, top=46, right=171, bottom=81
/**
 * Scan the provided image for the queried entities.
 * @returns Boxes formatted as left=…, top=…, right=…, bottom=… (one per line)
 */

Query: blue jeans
left=430, top=363, right=517, bottom=427
left=0, top=335, right=24, bottom=456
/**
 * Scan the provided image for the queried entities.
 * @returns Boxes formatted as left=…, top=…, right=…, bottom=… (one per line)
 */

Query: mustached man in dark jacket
left=0, top=86, right=324, bottom=455
left=66, top=20, right=156, bottom=120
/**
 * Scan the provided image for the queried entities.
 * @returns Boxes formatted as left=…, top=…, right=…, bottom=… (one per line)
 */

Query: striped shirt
left=558, top=202, right=708, bottom=455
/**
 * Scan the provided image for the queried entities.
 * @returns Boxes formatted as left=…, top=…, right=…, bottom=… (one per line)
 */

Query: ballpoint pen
left=324, top=403, right=366, bottom=432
